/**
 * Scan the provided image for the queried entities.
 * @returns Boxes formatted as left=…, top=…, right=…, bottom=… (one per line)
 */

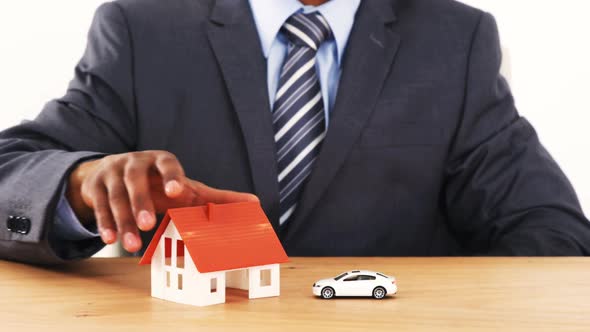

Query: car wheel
left=372, top=286, right=387, bottom=299
left=321, top=287, right=335, bottom=299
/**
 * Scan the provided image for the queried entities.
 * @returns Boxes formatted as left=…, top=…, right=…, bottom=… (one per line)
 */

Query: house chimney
left=207, top=203, right=215, bottom=220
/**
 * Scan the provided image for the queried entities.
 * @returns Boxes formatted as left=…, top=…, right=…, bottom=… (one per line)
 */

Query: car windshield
left=334, top=272, right=349, bottom=280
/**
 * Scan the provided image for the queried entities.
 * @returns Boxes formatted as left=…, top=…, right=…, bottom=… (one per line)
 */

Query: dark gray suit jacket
left=1, top=0, right=589, bottom=264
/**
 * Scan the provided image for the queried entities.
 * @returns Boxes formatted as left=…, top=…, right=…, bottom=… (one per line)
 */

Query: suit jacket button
left=7, top=216, right=31, bottom=235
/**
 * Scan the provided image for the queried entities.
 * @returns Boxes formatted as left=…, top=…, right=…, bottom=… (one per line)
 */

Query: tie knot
left=282, top=12, right=332, bottom=51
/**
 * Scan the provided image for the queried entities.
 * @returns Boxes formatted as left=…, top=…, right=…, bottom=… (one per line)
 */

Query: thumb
left=188, top=180, right=260, bottom=205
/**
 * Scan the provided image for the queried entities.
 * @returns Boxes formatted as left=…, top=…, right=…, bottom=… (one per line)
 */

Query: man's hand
left=66, top=151, right=259, bottom=253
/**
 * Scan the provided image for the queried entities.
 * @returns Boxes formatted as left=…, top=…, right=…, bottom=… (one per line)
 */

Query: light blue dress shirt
left=53, top=0, right=361, bottom=241
left=54, top=185, right=100, bottom=240
left=248, top=0, right=360, bottom=123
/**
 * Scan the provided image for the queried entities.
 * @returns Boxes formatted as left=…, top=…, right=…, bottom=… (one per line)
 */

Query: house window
left=178, top=274, right=183, bottom=290
left=177, top=240, right=185, bottom=269
left=164, top=237, right=172, bottom=266
left=260, top=269, right=271, bottom=287
left=211, top=278, right=218, bottom=293
left=166, top=271, right=171, bottom=288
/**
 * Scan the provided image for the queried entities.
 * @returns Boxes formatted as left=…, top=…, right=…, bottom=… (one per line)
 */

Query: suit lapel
left=206, top=0, right=281, bottom=230
left=285, top=1, right=402, bottom=238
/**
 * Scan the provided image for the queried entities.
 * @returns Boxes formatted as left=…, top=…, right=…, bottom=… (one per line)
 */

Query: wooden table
left=1, top=257, right=589, bottom=331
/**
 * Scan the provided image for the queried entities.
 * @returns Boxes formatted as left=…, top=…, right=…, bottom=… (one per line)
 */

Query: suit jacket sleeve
left=444, top=12, right=590, bottom=255
left=0, top=2, right=137, bottom=264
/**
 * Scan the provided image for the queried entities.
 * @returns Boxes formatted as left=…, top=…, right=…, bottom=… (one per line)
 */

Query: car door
left=339, top=275, right=361, bottom=296
left=357, top=275, right=378, bottom=296
left=361, top=275, right=379, bottom=296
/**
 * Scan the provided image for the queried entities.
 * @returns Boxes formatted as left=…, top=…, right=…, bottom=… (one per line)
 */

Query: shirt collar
left=248, top=0, right=361, bottom=66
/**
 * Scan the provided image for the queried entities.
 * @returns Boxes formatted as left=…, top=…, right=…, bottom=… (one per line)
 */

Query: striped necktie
left=273, top=12, right=332, bottom=225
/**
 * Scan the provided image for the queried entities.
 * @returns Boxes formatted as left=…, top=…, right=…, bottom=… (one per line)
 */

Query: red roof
left=139, top=202, right=289, bottom=272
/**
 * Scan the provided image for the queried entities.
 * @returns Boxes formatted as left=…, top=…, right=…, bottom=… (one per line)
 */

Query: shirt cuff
left=53, top=185, right=99, bottom=241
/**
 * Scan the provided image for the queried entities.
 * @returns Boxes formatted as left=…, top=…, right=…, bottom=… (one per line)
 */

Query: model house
left=139, top=202, right=289, bottom=306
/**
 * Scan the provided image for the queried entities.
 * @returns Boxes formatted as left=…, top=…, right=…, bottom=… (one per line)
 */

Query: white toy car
left=312, top=270, right=397, bottom=299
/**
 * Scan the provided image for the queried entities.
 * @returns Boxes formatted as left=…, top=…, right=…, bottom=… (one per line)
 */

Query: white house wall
left=149, top=221, right=283, bottom=306
left=150, top=223, right=180, bottom=301
left=248, top=264, right=281, bottom=299
left=193, top=270, right=226, bottom=306
left=150, top=235, right=164, bottom=300
left=151, top=221, right=215, bottom=306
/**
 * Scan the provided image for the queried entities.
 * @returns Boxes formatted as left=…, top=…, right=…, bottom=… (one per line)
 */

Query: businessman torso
left=94, top=0, right=476, bottom=255
left=4, top=0, right=586, bottom=262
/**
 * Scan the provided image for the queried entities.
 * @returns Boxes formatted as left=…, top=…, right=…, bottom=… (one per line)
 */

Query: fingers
left=154, top=152, right=186, bottom=198
left=76, top=150, right=256, bottom=254
left=105, top=175, right=142, bottom=253
left=75, top=151, right=186, bottom=253
left=188, top=180, right=260, bottom=205
left=124, top=161, right=156, bottom=231
left=82, top=181, right=116, bottom=244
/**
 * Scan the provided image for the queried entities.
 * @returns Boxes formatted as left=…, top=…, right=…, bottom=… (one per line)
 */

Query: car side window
left=358, top=275, right=377, bottom=281
left=343, top=275, right=360, bottom=281
left=334, top=273, right=349, bottom=281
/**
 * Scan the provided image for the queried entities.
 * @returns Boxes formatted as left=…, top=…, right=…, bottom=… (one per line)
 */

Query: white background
left=1, top=0, right=588, bottom=219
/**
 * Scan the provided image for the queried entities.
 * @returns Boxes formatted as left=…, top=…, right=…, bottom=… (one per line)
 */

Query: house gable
left=139, top=202, right=289, bottom=273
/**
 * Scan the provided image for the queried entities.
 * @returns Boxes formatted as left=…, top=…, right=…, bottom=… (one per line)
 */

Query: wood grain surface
left=1, top=257, right=589, bottom=331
